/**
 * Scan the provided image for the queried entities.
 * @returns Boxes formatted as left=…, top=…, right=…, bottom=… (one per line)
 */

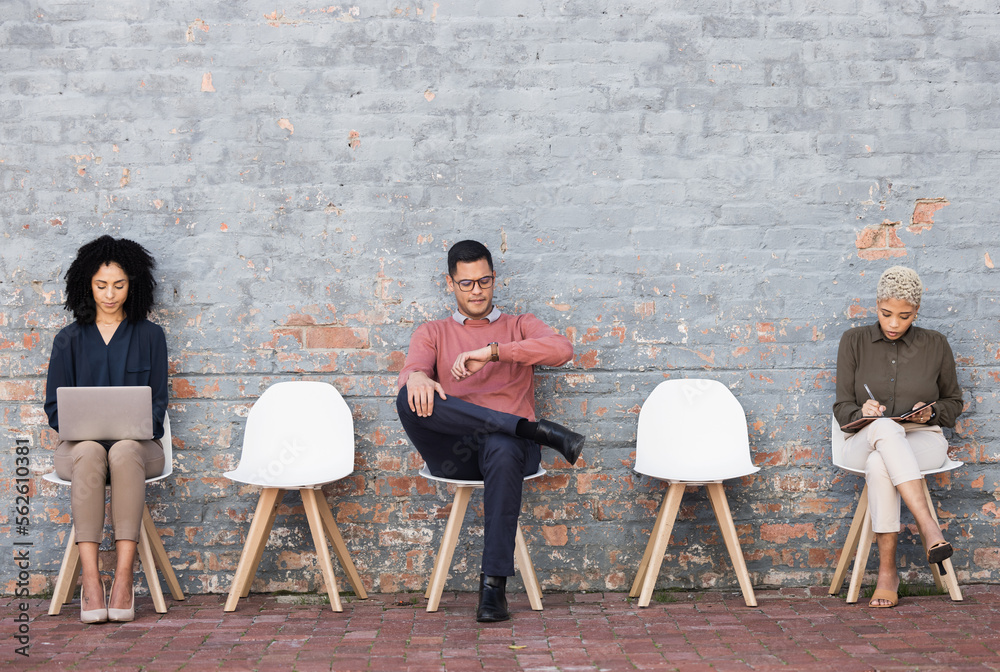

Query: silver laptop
left=56, top=386, right=154, bottom=441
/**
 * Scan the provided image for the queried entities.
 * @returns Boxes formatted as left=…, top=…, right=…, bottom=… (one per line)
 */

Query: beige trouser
left=54, top=439, right=165, bottom=543
left=841, top=419, right=948, bottom=533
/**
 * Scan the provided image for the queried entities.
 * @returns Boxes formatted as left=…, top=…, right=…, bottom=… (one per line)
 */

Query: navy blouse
left=44, top=319, right=169, bottom=440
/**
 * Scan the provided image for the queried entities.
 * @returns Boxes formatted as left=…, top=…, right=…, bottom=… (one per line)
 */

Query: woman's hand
left=909, top=401, right=933, bottom=424
left=862, top=399, right=885, bottom=417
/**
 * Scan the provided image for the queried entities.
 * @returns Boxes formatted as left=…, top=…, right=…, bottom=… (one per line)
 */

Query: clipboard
left=839, top=401, right=938, bottom=431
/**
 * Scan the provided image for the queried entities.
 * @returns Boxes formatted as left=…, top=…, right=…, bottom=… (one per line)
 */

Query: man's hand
left=451, top=345, right=493, bottom=381
left=909, top=401, right=933, bottom=424
left=406, top=370, right=447, bottom=417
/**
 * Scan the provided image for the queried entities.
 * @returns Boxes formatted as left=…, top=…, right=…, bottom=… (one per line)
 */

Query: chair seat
left=418, top=465, right=546, bottom=613
left=634, top=465, right=760, bottom=484
left=832, top=458, right=964, bottom=478
left=417, top=464, right=547, bottom=486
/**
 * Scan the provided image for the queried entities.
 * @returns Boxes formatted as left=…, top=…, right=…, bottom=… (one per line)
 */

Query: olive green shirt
left=834, top=323, right=963, bottom=433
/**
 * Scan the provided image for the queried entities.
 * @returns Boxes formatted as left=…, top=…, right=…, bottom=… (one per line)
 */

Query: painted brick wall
left=2, top=0, right=999, bottom=598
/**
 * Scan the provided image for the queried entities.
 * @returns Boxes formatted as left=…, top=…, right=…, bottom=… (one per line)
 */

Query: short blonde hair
left=876, top=266, right=922, bottom=308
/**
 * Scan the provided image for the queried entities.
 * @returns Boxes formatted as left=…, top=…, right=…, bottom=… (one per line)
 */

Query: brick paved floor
left=4, top=586, right=1000, bottom=671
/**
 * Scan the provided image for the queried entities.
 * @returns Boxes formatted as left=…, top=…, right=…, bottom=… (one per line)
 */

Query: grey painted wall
left=2, top=0, right=999, bottom=598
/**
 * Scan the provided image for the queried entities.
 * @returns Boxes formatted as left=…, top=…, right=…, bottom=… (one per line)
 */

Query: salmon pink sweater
left=398, top=312, right=573, bottom=421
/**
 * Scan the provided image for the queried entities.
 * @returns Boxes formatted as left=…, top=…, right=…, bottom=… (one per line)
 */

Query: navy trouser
left=396, top=386, right=540, bottom=576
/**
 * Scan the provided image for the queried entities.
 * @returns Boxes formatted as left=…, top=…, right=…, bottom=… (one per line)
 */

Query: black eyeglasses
left=452, top=275, right=495, bottom=292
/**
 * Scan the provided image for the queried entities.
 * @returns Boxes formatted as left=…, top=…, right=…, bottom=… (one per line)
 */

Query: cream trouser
left=54, top=439, right=165, bottom=543
left=841, top=418, right=948, bottom=533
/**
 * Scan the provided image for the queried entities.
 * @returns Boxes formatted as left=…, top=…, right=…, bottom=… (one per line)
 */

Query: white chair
left=828, top=415, right=963, bottom=602
left=223, top=381, right=367, bottom=613
left=629, top=379, right=760, bottom=607
left=419, top=465, right=546, bottom=613
left=45, top=413, right=185, bottom=615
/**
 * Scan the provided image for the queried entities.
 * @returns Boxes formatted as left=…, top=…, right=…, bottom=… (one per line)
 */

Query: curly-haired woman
left=45, top=235, right=167, bottom=623
left=834, top=266, right=963, bottom=608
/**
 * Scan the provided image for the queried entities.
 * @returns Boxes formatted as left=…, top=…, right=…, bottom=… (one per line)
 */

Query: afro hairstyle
left=64, top=235, right=157, bottom=324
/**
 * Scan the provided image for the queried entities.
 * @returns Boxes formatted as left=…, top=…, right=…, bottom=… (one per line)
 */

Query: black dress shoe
left=476, top=573, right=510, bottom=622
left=534, top=419, right=585, bottom=465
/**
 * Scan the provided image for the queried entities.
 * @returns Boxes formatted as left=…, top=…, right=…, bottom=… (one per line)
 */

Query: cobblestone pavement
left=4, top=586, right=1000, bottom=671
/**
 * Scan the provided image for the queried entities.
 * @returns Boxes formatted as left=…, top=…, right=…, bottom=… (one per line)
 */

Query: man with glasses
left=396, top=239, right=585, bottom=622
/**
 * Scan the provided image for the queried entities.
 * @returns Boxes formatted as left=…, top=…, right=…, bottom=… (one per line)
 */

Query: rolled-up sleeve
left=498, top=314, right=573, bottom=367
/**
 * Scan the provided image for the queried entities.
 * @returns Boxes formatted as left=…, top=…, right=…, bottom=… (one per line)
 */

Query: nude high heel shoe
left=108, top=579, right=135, bottom=622
left=80, top=580, right=108, bottom=624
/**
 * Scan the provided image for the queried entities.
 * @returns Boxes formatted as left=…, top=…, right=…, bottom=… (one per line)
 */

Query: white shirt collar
left=452, top=305, right=502, bottom=325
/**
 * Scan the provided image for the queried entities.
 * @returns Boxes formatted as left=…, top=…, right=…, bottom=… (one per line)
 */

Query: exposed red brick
left=540, top=524, right=568, bottom=546
left=847, top=301, right=869, bottom=318
left=886, top=225, right=906, bottom=248
left=527, top=473, right=571, bottom=492
left=909, top=197, right=949, bottom=233
left=576, top=473, right=612, bottom=494
left=577, top=350, right=599, bottom=368
left=304, top=326, right=369, bottom=349
left=855, top=226, right=885, bottom=250
left=760, top=523, right=818, bottom=544
left=386, top=350, right=406, bottom=372
left=756, top=323, right=775, bottom=343
left=858, top=247, right=907, bottom=260
left=0, top=380, right=35, bottom=401
left=974, top=548, right=1000, bottom=569
left=172, top=378, right=197, bottom=398
left=267, top=328, right=303, bottom=347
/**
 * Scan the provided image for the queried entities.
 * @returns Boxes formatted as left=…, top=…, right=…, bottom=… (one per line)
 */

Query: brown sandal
left=869, top=588, right=898, bottom=608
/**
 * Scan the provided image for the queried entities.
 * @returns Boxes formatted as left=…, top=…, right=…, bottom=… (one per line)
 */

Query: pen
left=863, top=384, right=882, bottom=416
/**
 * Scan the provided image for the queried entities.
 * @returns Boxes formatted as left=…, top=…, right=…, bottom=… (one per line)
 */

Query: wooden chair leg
left=314, top=489, right=368, bottom=599
left=830, top=484, right=868, bottom=596
left=301, top=488, right=342, bottom=612
left=637, top=483, right=685, bottom=607
left=49, top=526, right=81, bottom=616
left=66, top=557, right=81, bottom=610
left=706, top=482, right=757, bottom=607
left=514, top=524, right=543, bottom=611
left=225, top=488, right=284, bottom=612
left=241, top=488, right=284, bottom=599
left=920, top=480, right=963, bottom=602
left=846, top=506, right=875, bottom=604
left=426, top=486, right=473, bottom=612
left=142, top=506, right=185, bottom=601
left=137, top=521, right=168, bottom=614
left=630, top=486, right=669, bottom=598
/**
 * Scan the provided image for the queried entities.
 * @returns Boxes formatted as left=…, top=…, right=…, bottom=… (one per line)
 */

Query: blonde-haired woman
left=834, top=266, right=963, bottom=608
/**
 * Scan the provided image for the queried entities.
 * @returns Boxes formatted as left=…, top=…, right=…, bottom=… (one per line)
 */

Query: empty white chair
left=223, top=381, right=367, bottom=612
left=630, top=378, right=759, bottom=607
left=45, top=413, right=185, bottom=615
left=419, top=465, right=546, bottom=613
left=828, top=415, right=963, bottom=602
